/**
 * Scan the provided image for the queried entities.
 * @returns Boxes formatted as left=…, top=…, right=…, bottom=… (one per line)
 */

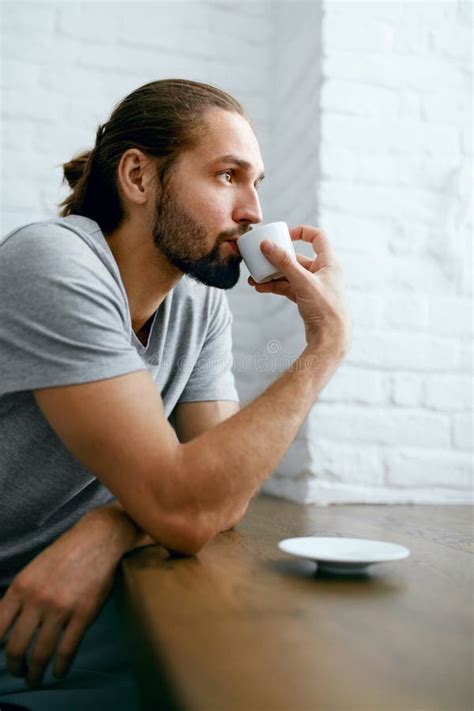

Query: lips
left=223, top=240, right=240, bottom=255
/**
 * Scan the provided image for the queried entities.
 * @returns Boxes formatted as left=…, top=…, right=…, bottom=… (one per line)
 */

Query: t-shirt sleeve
left=177, top=289, right=239, bottom=404
left=0, top=223, right=146, bottom=396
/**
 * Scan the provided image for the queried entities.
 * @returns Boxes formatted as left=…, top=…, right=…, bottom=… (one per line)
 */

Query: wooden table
left=121, top=495, right=473, bottom=711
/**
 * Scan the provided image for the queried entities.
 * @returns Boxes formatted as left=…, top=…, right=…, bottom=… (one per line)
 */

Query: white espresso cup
left=237, top=221, right=296, bottom=283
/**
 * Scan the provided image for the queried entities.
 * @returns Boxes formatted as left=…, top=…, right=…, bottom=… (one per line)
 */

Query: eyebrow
left=210, top=154, right=265, bottom=182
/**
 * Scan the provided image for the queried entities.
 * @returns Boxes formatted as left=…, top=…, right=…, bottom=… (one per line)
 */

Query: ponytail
left=59, top=151, right=91, bottom=215
left=59, top=124, right=106, bottom=225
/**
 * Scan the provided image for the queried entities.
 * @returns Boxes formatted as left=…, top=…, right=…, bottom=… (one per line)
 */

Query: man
left=0, top=79, right=350, bottom=707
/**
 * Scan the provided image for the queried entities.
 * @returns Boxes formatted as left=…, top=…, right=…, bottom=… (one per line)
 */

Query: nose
left=232, top=187, right=263, bottom=226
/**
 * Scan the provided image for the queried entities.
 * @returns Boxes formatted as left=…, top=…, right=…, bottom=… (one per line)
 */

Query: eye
left=218, top=170, right=234, bottom=184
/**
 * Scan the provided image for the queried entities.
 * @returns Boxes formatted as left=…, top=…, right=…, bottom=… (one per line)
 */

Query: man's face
left=152, top=108, right=264, bottom=289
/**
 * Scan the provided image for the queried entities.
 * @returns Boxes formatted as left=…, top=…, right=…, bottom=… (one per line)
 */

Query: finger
left=0, top=591, right=22, bottom=643
left=289, top=226, right=337, bottom=269
left=259, top=241, right=310, bottom=288
left=253, top=280, right=297, bottom=303
left=295, top=252, right=313, bottom=270
left=6, top=610, right=41, bottom=677
left=53, top=614, right=91, bottom=679
left=248, top=274, right=290, bottom=286
left=27, top=616, right=64, bottom=686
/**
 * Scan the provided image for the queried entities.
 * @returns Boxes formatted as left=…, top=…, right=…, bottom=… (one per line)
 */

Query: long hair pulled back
left=59, top=79, right=245, bottom=235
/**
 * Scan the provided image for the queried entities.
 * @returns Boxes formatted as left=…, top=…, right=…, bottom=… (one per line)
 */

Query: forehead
left=186, top=108, right=264, bottom=174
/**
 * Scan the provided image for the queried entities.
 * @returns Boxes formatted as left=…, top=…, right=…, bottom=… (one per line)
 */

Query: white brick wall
left=263, top=0, right=473, bottom=505
left=0, top=1, right=272, bottom=233
left=1, top=1, right=472, bottom=505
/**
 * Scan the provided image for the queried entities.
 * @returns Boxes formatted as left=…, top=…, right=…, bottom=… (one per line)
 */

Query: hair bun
left=62, top=151, right=91, bottom=189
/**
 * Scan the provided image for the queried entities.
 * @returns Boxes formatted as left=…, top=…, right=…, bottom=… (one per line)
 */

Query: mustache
left=218, top=225, right=253, bottom=242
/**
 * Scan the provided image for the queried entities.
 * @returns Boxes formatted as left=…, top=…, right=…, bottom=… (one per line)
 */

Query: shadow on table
left=266, top=557, right=408, bottom=595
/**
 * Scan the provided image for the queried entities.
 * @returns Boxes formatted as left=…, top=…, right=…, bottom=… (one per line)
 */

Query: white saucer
left=278, top=536, right=410, bottom=574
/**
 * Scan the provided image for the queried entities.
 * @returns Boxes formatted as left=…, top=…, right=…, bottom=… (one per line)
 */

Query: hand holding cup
left=245, top=224, right=351, bottom=358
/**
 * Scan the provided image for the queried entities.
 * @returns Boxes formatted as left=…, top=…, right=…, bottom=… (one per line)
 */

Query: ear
left=117, top=149, right=156, bottom=206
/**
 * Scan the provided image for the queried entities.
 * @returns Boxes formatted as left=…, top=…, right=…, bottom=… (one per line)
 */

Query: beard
left=152, top=182, right=248, bottom=289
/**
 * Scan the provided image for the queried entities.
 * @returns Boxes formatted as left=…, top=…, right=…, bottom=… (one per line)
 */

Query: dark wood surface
left=121, top=495, right=473, bottom=711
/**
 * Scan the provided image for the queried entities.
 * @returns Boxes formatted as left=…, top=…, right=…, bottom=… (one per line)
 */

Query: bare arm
left=88, top=400, right=242, bottom=548
left=171, top=400, right=240, bottom=443
left=0, top=501, right=154, bottom=686
left=0, top=407, right=242, bottom=688
left=34, top=227, right=350, bottom=555
left=171, top=400, right=248, bottom=531
left=99, top=499, right=155, bottom=548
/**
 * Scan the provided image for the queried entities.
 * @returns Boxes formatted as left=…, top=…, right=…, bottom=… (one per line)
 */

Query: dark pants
left=0, top=579, right=140, bottom=711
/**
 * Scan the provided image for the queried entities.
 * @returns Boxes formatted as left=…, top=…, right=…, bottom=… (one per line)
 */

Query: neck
left=105, top=216, right=182, bottom=336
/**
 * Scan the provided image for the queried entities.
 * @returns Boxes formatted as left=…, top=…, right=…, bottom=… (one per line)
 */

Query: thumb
left=260, top=240, right=308, bottom=285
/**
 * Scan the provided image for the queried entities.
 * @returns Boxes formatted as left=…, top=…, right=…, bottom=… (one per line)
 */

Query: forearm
left=81, top=501, right=155, bottom=559
left=176, top=343, right=343, bottom=536
left=1, top=501, right=156, bottom=685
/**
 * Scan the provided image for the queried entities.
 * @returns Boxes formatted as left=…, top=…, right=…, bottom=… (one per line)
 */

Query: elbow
left=166, top=525, right=212, bottom=557
left=169, top=532, right=212, bottom=557
left=145, top=510, right=215, bottom=557
left=142, top=450, right=220, bottom=556
left=173, top=509, right=236, bottom=555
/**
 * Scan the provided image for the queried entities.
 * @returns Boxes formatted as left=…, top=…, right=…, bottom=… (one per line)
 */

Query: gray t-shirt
left=0, top=215, right=239, bottom=586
